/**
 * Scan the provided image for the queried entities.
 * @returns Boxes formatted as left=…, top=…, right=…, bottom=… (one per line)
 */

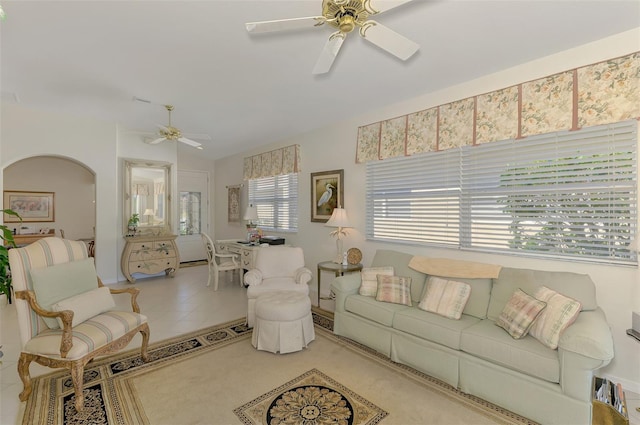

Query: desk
left=317, top=261, right=363, bottom=307
left=216, top=240, right=261, bottom=271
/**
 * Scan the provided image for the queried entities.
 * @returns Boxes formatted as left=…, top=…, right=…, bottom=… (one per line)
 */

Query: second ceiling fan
left=150, top=104, right=203, bottom=150
left=246, top=0, right=419, bottom=74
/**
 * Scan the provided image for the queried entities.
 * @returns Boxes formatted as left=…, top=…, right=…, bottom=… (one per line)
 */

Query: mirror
left=123, top=159, right=172, bottom=235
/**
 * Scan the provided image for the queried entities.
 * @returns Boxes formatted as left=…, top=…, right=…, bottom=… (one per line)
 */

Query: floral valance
left=243, top=144, right=301, bottom=180
left=356, top=52, right=640, bottom=163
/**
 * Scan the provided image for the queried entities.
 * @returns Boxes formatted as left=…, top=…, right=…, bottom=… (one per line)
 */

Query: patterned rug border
left=22, top=311, right=538, bottom=425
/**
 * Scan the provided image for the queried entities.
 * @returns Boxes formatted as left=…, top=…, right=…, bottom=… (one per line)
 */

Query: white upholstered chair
left=244, top=246, right=312, bottom=327
left=9, top=237, right=150, bottom=412
left=201, top=233, right=241, bottom=290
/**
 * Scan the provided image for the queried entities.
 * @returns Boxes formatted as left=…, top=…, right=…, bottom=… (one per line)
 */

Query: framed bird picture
left=311, top=169, right=343, bottom=223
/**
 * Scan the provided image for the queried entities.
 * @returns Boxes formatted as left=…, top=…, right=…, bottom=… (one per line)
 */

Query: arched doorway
left=3, top=155, right=96, bottom=249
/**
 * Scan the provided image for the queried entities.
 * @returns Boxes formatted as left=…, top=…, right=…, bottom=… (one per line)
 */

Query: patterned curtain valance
left=356, top=51, right=640, bottom=163
left=243, top=144, right=301, bottom=180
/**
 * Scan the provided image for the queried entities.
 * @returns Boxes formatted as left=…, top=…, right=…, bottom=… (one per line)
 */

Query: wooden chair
left=201, top=233, right=241, bottom=290
left=9, top=237, right=150, bottom=412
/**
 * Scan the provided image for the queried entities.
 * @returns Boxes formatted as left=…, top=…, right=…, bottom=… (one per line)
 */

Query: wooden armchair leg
left=71, top=362, right=85, bottom=412
left=140, top=324, right=150, bottom=362
left=17, top=353, right=34, bottom=402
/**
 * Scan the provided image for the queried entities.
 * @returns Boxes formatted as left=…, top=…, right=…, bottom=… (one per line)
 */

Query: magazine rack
left=592, top=377, right=629, bottom=425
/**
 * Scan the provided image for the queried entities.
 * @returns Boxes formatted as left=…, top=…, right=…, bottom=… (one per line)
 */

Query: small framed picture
left=311, top=169, right=343, bottom=223
left=3, top=191, right=55, bottom=222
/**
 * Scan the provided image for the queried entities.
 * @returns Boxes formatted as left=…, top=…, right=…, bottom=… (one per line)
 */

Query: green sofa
left=331, top=249, right=614, bottom=425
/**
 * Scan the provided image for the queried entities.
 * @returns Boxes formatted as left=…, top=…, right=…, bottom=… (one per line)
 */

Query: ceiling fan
left=245, top=0, right=419, bottom=74
left=149, top=105, right=204, bottom=150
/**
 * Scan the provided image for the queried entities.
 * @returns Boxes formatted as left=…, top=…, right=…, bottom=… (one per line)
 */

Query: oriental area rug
left=21, top=310, right=537, bottom=424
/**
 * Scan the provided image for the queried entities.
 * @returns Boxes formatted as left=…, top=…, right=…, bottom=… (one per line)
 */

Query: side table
left=317, top=261, right=363, bottom=308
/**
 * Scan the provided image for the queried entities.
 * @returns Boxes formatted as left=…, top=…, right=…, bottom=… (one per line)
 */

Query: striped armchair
left=8, top=237, right=150, bottom=412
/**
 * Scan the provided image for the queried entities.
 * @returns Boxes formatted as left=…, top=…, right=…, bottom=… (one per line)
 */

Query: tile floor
left=0, top=264, right=247, bottom=424
left=1, top=263, right=639, bottom=425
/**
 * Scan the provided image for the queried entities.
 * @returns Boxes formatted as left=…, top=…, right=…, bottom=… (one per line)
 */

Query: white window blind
left=248, top=173, right=298, bottom=232
left=367, top=120, right=637, bottom=263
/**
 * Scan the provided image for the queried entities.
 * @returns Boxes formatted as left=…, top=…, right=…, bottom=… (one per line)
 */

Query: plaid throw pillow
left=418, top=276, right=472, bottom=320
left=529, top=286, right=581, bottom=349
left=359, top=266, right=394, bottom=297
left=375, top=275, right=412, bottom=306
left=495, top=289, right=547, bottom=339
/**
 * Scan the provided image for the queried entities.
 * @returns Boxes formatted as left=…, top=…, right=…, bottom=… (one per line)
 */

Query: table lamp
left=143, top=208, right=155, bottom=224
left=325, top=207, right=351, bottom=263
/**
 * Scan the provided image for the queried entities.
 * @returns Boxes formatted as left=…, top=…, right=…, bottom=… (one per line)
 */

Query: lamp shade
left=143, top=209, right=155, bottom=216
left=325, top=208, right=351, bottom=228
left=243, top=205, right=258, bottom=221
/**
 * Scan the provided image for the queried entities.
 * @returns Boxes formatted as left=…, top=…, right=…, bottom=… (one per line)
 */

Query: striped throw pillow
left=495, top=289, right=547, bottom=339
left=418, top=276, right=472, bottom=320
left=375, top=275, right=412, bottom=306
left=529, top=286, right=581, bottom=349
left=359, top=266, right=394, bottom=297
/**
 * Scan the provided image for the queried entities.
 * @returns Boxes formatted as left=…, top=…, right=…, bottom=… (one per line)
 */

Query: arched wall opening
left=3, top=155, right=96, bottom=246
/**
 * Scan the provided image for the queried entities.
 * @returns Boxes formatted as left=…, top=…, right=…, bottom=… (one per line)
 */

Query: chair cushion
left=418, top=276, right=471, bottom=320
left=29, top=258, right=98, bottom=329
left=51, top=286, right=116, bottom=328
left=247, top=278, right=309, bottom=299
left=23, top=311, right=147, bottom=361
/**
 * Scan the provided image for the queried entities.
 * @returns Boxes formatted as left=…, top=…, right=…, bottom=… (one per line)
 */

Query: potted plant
left=0, top=209, right=22, bottom=304
left=127, top=213, right=139, bottom=236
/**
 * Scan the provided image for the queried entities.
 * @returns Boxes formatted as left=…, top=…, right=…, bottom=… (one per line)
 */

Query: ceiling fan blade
left=368, top=0, right=415, bottom=14
left=360, top=21, right=419, bottom=60
left=312, top=32, right=346, bottom=75
left=156, top=124, right=169, bottom=132
left=246, top=16, right=325, bottom=33
left=178, top=137, right=203, bottom=149
left=149, top=137, right=166, bottom=145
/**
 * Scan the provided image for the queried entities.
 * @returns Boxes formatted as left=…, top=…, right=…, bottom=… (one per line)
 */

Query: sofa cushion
left=418, top=276, right=471, bottom=320
left=359, top=266, right=394, bottom=297
left=394, top=308, right=480, bottom=350
left=375, top=275, right=412, bottom=306
left=529, top=286, right=581, bottom=350
left=461, top=319, right=560, bottom=383
left=345, top=294, right=411, bottom=327
left=495, top=289, right=547, bottom=339
left=371, top=250, right=427, bottom=302
left=487, top=267, right=597, bottom=321
left=30, top=258, right=99, bottom=329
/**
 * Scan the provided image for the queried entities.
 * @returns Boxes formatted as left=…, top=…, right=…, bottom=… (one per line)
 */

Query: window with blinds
left=366, top=120, right=637, bottom=263
left=248, top=173, right=298, bottom=232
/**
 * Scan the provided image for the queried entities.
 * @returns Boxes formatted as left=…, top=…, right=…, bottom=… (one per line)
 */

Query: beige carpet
left=22, top=313, right=537, bottom=424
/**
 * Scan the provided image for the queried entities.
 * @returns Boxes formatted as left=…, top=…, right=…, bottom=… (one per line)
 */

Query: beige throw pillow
left=52, top=286, right=116, bottom=328
left=359, top=266, right=394, bottom=297
left=418, top=276, right=471, bottom=320
left=375, top=275, right=412, bottom=306
left=529, top=286, right=581, bottom=350
left=495, top=289, right=547, bottom=339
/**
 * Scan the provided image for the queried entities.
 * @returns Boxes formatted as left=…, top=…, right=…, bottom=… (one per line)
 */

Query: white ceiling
left=1, top=0, right=639, bottom=160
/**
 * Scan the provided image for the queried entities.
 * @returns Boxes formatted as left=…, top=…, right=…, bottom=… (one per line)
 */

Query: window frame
left=248, top=172, right=299, bottom=233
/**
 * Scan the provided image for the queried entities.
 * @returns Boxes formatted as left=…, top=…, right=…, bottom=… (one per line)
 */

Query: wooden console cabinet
left=121, top=234, right=180, bottom=283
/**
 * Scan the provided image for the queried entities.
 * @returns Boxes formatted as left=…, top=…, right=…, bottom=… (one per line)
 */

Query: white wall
left=214, top=29, right=640, bottom=391
left=1, top=103, right=178, bottom=283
